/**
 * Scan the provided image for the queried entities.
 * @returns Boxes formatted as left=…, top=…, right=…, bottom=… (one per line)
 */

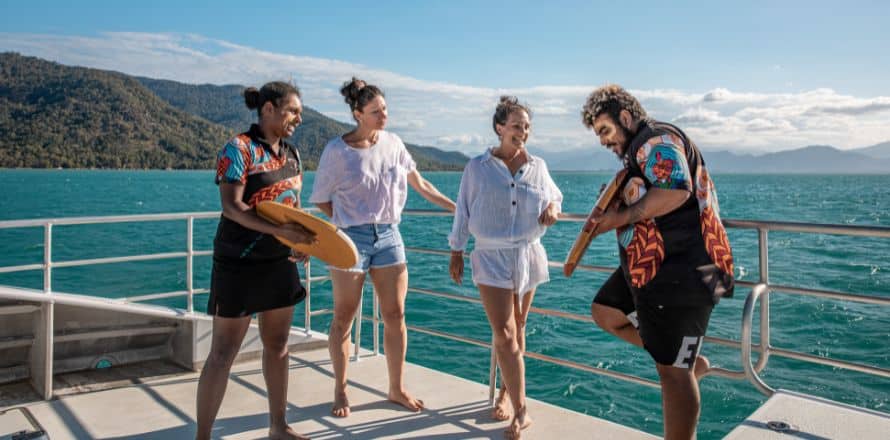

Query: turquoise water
left=0, top=169, right=888, bottom=439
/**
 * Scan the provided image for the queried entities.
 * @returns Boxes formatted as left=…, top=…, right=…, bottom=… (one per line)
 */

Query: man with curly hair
left=581, top=84, right=735, bottom=439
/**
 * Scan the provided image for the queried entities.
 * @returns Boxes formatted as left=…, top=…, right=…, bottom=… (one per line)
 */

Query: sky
left=2, top=0, right=889, bottom=154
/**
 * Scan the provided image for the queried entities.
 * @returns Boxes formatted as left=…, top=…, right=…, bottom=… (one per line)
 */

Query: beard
left=617, top=123, right=633, bottom=157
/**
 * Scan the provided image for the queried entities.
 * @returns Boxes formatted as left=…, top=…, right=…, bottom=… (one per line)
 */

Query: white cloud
left=388, top=119, right=427, bottom=131
left=2, top=32, right=889, bottom=152
left=435, top=134, right=491, bottom=148
left=673, top=108, right=727, bottom=126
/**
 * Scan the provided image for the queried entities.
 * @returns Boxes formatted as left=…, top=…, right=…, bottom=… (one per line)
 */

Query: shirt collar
left=482, top=147, right=536, bottom=165
left=246, top=124, right=286, bottom=158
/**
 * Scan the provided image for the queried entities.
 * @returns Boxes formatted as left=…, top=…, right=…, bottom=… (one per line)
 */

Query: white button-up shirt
left=309, top=131, right=417, bottom=228
left=449, top=149, right=563, bottom=251
left=449, top=149, right=563, bottom=296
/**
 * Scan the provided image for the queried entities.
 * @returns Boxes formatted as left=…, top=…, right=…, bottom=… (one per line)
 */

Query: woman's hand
left=276, top=223, right=316, bottom=245
left=538, top=202, right=559, bottom=226
left=288, top=249, right=309, bottom=264
left=449, top=251, right=464, bottom=285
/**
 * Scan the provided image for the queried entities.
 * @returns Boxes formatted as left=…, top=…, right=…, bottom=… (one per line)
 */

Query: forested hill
left=0, top=53, right=468, bottom=170
left=136, top=77, right=469, bottom=170
left=0, top=52, right=230, bottom=168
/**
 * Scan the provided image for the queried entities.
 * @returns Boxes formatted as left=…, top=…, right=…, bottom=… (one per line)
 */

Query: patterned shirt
left=214, top=124, right=303, bottom=260
left=617, top=121, right=734, bottom=301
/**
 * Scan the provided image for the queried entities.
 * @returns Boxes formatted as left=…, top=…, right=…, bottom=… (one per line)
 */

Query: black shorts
left=208, top=255, right=306, bottom=318
left=593, top=268, right=713, bottom=368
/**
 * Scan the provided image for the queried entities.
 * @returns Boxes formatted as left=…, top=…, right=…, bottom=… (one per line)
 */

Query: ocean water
left=0, top=169, right=887, bottom=439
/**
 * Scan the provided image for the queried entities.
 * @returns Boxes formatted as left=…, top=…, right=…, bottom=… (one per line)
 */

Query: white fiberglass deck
left=0, top=347, right=656, bottom=439
left=726, top=389, right=890, bottom=439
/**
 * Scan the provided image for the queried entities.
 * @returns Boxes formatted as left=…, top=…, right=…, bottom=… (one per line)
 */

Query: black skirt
left=208, top=255, right=306, bottom=318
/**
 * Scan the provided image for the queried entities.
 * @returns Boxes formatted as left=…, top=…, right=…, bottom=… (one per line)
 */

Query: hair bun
left=499, top=95, right=518, bottom=105
left=340, top=77, right=369, bottom=108
left=492, top=95, right=532, bottom=135
left=243, top=87, right=261, bottom=110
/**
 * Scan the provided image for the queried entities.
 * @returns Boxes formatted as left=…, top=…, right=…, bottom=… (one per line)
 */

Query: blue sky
left=2, top=0, right=889, bottom=153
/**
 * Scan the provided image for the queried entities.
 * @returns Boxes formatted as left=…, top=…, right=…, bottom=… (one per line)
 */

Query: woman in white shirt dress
left=448, top=96, right=562, bottom=439
left=310, top=78, right=456, bottom=418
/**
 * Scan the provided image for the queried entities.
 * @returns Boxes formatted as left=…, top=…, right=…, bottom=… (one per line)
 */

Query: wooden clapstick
left=563, top=168, right=629, bottom=277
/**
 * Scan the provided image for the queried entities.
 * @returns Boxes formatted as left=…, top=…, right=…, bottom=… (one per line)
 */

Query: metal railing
left=1, top=210, right=888, bottom=402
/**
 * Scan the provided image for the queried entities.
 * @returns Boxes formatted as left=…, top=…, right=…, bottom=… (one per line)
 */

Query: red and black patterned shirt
left=213, top=124, right=302, bottom=260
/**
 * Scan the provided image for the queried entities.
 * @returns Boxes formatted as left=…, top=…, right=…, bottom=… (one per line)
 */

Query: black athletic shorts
left=593, top=268, right=713, bottom=368
left=208, top=255, right=306, bottom=318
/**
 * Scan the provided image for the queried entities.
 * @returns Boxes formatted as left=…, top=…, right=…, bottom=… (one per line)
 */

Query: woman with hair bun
left=310, top=77, right=456, bottom=418
left=448, top=96, right=562, bottom=439
left=197, top=81, right=314, bottom=440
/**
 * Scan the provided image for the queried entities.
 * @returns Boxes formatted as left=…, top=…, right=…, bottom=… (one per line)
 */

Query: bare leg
left=370, top=264, right=423, bottom=412
left=591, top=303, right=710, bottom=379
left=328, top=269, right=366, bottom=417
left=493, top=289, right=536, bottom=421
left=591, top=303, right=643, bottom=347
left=478, top=284, right=532, bottom=439
left=195, top=316, right=251, bottom=440
left=656, top=363, right=701, bottom=440
left=258, top=306, right=309, bottom=440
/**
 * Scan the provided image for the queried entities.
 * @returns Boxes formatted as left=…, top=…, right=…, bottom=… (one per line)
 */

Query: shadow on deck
left=0, top=347, right=655, bottom=439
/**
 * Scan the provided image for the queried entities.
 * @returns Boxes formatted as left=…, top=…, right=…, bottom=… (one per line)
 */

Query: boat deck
left=0, top=347, right=656, bottom=439
left=726, top=389, right=890, bottom=439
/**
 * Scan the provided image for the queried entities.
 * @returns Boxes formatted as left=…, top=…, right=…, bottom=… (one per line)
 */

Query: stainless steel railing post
left=43, top=223, right=52, bottom=293
left=304, top=259, right=312, bottom=334
left=756, top=228, right=771, bottom=372
left=353, top=285, right=363, bottom=362
left=373, top=285, right=380, bottom=356
left=742, top=284, right=775, bottom=396
left=38, top=222, right=54, bottom=400
left=488, top=334, right=497, bottom=406
left=186, top=217, right=194, bottom=313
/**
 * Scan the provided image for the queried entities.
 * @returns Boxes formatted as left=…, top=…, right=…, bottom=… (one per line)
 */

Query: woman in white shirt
left=310, top=77, right=456, bottom=418
left=448, top=96, right=562, bottom=439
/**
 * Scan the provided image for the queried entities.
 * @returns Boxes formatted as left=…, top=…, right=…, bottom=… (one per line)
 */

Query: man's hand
left=590, top=201, right=627, bottom=236
left=538, top=202, right=559, bottom=226
left=449, top=251, right=464, bottom=285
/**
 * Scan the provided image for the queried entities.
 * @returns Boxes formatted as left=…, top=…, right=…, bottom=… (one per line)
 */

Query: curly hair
left=492, top=95, right=532, bottom=135
left=580, top=84, right=647, bottom=129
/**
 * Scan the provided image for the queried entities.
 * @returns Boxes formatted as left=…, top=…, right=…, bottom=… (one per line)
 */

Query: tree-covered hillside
left=0, top=53, right=468, bottom=170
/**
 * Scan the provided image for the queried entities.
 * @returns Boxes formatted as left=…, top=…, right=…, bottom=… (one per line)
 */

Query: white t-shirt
left=309, top=131, right=417, bottom=228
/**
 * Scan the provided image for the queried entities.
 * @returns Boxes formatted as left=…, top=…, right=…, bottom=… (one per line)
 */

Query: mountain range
left=1, top=52, right=888, bottom=173
left=0, top=52, right=468, bottom=170
left=532, top=143, right=890, bottom=173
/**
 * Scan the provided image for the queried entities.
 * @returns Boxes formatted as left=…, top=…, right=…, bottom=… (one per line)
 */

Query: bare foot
left=504, top=406, right=532, bottom=439
left=694, top=354, right=711, bottom=380
left=331, top=390, right=350, bottom=418
left=491, top=387, right=512, bottom=421
left=269, top=425, right=310, bottom=440
left=388, top=388, right=424, bottom=412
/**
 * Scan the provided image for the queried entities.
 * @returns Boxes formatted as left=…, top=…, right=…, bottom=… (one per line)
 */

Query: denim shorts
left=337, top=224, right=406, bottom=273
